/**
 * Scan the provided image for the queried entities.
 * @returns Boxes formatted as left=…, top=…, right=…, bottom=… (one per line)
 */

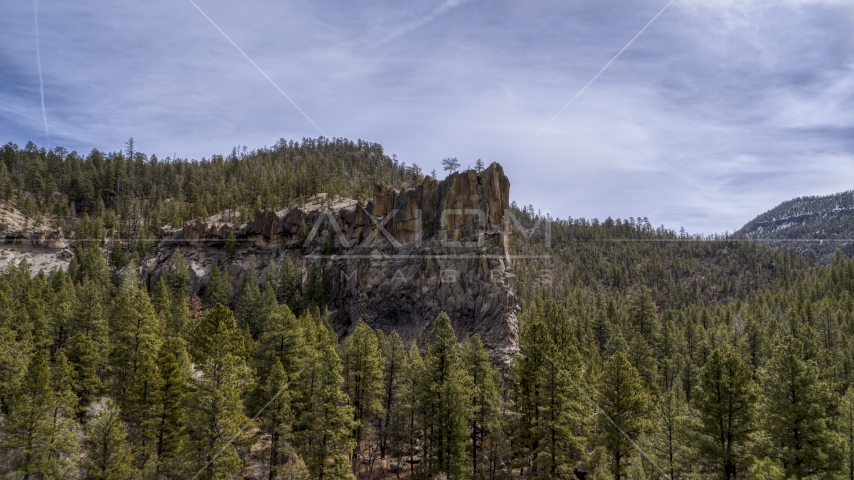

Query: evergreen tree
left=512, top=319, right=589, bottom=478
left=71, top=278, right=109, bottom=354
left=295, top=333, right=355, bottom=479
left=234, top=263, right=261, bottom=332
left=224, top=231, right=237, bottom=261
left=377, top=330, right=406, bottom=461
left=83, top=398, right=134, bottom=480
left=756, top=332, right=844, bottom=478
left=691, top=344, right=757, bottom=480
left=420, top=312, right=472, bottom=479
left=842, top=387, right=854, bottom=480
left=627, top=286, right=659, bottom=343
left=654, top=390, right=689, bottom=480
left=48, top=351, right=80, bottom=453
left=255, top=283, right=278, bottom=338
left=259, top=358, right=294, bottom=479
left=340, top=321, right=384, bottom=468
left=150, top=275, right=172, bottom=325
left=277, top=256, right=302, bottom=314
left=154, top=352, right=187, bottom=477
left=123, top=353, right=163, bottom=472
left=0, top=352, right=59, bottom=478
left=185, top=305, right=254, bottom=479
left=474, top=159, right=485, bottom=173
left=109, top=275, right=163, bottom=402
left=399, top=343, right=424, bottom=478
left=255, top=304, right=307, bottom=379
left=0, top=326, right=28, bottom=417
left=49, top=271, right=76, bottom=353
left=203, top=265, right=233, bottom=309
left=164, top=250, right=191, bottom=300
left=596, top=351, right=654, bottom=480
left=656, top=321, right=682, bottom=393
left=462, top=335, right=502, bottom=478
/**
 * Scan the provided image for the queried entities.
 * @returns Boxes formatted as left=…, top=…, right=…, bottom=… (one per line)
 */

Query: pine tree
left=592, top=304, right=612, bottom=357
left=277, top=256, right=302, bottom=314
left=154, top=352, right=187, bottom=477
left=656, top=321, right=682, bottom=393
left=295, top=333, right=355, bottom=479
left=0, top=326, right=28, bottom=417
left=255, top=304, right=307, bottom=379
left=341, top=321, right=384, bottom=467
left=680, top=318, right=704, bottom=403
left=627, top=286, right=659, bottom=342
left=756, top=332, right=844, bottom=478
left=123, top=352, right=163, bottom=472
left=513, top=319, right=589, bottom=478
left=0, top=352, right=59, bottom=478
left=259, top=358, right=294, bottom=479
left=83, top=398, right=134, bottom=480
left=185, top=305, right=254, bottom=479
left=691, top=344, right=757, bottom=480
left=164, top=250, right=191, bottom=300
left=224, top=231, right=237, bottom=261
left=462, top=335, right=502, bottom=478
left=842, top=387, right=854, bottom=480
left=165, top=273, right=192, bottom=339
left=109, top=275, right=163, bottom=402
left=420, top=312, right=472, bottom=478
left=203, top=265, right=233, bottom=309
left=71, top=278, right=109, bottom=354
left=654, top=390, right=689, bottom=480
left=234, top=263, right=261, bottom=332
left=48, top=351, right=80, bottom=472
left=377, top=330, right=406, bottom=461
left=190, top=304, right=245, bottom=364
left=150, top=275, right=172, bottom=325
left=596, top=351, right=654, bottom=480
left=49, top=270, right=76, bottom=353
left=399, top=342, right=424, bottom=478
left=254, top=283, right=278, bottom=338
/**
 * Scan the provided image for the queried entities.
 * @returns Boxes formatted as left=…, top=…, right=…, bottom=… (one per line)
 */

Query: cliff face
left=141, top=163, right=519, bottom=364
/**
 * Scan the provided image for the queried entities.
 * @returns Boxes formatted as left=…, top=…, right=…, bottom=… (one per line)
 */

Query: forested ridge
left=0, top=139, right=853, bottom=479
left=0, top=139, right=423, bottom=243
left=736, top=189, right=854, bottom=264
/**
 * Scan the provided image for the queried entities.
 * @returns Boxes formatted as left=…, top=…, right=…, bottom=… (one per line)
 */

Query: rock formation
left=140, top=163, right=518, bottom=363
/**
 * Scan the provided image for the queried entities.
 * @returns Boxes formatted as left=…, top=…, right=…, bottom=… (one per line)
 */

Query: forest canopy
left=0, top=138, right=852, bottom=479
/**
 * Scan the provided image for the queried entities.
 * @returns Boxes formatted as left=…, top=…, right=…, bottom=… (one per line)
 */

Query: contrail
left=537, top=0, right=675, bottom=136
left=382, top=0, right=475, bottom=43
left=187, top=0, right=326, bottom=137
left=34, top=0, right=49, bottom=148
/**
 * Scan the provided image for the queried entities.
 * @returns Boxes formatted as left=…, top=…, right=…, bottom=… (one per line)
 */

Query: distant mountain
left=736, top=190, right=854, bottom=263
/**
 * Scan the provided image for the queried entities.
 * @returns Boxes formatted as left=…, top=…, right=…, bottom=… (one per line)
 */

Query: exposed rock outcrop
left=140, top=163, right=518, bottom=363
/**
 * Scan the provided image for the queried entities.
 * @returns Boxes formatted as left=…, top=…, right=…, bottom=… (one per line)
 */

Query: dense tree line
left=0, top=139, right=424, bottom=252
left=1, top=138, right=853, bottom=478
left=1, top=234, right=853, bottom=478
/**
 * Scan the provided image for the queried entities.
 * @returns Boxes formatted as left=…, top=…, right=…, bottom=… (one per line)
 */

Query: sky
left=2, top=0, right=854, bottom=234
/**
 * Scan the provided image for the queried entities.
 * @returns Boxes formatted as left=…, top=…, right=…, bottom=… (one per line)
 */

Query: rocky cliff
left=140, top=163, right=519, bottom=364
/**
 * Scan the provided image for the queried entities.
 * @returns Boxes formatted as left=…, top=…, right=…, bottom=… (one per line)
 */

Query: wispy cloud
left=537, top=0, right=675, bottom=136
left=186, top=0, right=326, bottom=137
left=34, top=0, right=48, bottom=148
left=2, top=0, right=853, bottom=234
left=382, top=0, right=476, bottom=43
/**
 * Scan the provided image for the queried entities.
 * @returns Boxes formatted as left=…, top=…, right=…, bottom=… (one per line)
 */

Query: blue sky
left=2, top=0, right=853, bottom=234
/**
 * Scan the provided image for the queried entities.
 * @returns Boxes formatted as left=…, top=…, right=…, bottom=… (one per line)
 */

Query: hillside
left=736, top=190, right=854, bottom=263
left=0, top=139, right=853, bottom=479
